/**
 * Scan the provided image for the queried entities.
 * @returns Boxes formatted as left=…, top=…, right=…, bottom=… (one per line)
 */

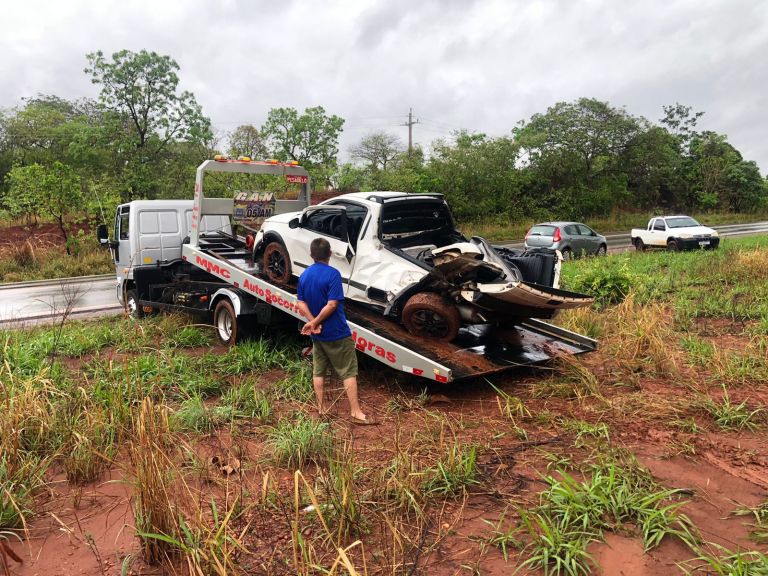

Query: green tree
left=228, top=124, right=267, bottom=159
left=261, top=106, right=344, bottom=187
left=428, top=132, right=524, bottom=221
left=350, top=131, right=403, bottom=171
left=621, top=125, right=685, bottom=209
left=5, top=162, right=82, bottom=251
left=85, top=49, right=212, bottom=200
left=5, top=163, right=46, bottom=224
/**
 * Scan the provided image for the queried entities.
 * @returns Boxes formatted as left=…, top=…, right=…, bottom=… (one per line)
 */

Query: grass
left=504, top=456, right=698, bottom=575
left=0, top=239, right=113, bottom=283
left=2, top=236, right=768, bottom=573
left=266, top=413, right=334, bottom=468
left=701, top=386, right=763, bottom=431
left=682, top=544, right=768, bottom=575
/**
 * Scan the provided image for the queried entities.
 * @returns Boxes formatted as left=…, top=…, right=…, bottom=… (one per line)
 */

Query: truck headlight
left=711, top=230, right=719, bottom=237
left=678, top=233, right=692, bottom=239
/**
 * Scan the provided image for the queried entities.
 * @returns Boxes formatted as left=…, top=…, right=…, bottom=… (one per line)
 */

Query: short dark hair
left=310, top=237, right=331, bottom=261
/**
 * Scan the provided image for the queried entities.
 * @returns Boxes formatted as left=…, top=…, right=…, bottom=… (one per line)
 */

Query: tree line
left=1, top=49, right=766, bottom=237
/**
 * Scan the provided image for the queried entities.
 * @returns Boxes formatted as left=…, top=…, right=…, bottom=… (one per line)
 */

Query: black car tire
left=635, top=239, right=646, bottom=252
left=402, top=293, right=461, bottom=342
left=560, top=247, right=573, bottom=260
left=666, top=239, right=679, bottom=252
left=596, top=244, right=607, bottom=256
left=263, top=242, right=292, bottom=284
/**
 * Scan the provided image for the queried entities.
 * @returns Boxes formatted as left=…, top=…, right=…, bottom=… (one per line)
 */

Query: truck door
left=289, top=206, right=354, bottom=289
left=115, top=205, right=132, bottom=269
left=137, top=209, right=183, bottom=265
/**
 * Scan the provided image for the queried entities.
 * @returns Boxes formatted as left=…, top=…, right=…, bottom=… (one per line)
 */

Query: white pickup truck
left=631, top=216, right=720, bottom=251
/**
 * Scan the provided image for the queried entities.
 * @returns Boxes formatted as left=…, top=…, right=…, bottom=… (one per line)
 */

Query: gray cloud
left=1, top=0, right=766, bottom=172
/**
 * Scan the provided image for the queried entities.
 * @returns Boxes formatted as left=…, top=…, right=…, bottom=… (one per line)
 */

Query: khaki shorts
left=312, top=337, right=358, bottom=380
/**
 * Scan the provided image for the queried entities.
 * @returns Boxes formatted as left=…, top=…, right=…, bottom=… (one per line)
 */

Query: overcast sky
left=1, top=0, right=767, bottom=171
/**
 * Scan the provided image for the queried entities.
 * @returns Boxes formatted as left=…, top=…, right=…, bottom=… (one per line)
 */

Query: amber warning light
left=286, top=174, right=308, bottom=184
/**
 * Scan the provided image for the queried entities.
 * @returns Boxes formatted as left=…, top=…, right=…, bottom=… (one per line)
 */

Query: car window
left=577, top=224, right=593, bottom=236
left=653, top=220, right=666, bottom=231
left=380, top=200, right=453, bottom=239
left=529, top=225, right=556, bottom=236
left=304, top=208, right=345, bottom=239
left=666, top=216, right=700, bottom=228
left=327, top=201, right=368, bottom=249
left=564, top=225, right=578, bottom=235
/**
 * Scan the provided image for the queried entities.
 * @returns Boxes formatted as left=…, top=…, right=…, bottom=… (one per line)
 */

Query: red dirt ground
left=5, top=323, right=768, bottom=575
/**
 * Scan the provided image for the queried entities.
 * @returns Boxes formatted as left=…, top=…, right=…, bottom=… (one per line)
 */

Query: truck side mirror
left=96, top=224, right=109, bottom=245
left=289, top=218, right=300, bottom=229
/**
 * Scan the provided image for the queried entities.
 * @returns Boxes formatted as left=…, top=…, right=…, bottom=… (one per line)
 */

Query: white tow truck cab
left=98, top=157, right=597, bottom=383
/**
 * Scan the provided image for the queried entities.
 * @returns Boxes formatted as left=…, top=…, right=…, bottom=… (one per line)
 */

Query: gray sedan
left=524, top=221, right=607, bottom=259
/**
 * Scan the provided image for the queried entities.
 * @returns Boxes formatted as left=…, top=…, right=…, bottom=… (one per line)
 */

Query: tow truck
left=98, top=157, right=596, bottom=383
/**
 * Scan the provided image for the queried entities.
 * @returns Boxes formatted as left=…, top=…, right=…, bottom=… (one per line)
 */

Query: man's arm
left=301, top=300, right=338, bottom=335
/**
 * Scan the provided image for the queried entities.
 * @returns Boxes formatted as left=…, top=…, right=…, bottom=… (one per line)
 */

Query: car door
left=650, top=218, right=666, bottom=246
left=577, top=224, right=598, bottom=254
left=287, top=206, right=355, bottom=291
left=564, top=224, right=581, bottom=255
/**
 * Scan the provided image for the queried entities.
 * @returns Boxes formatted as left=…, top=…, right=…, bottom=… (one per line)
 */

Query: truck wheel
left=125, top=289, right=144, bottom=319
left=402, top=293, right=461, bottom=342
left=666, top=239, right=679, bottom=252
left=214, top=299, right=239, bottom=345
left=263, top=242, right=292, bottom=284
left=634, top=239, right=645, bottom=252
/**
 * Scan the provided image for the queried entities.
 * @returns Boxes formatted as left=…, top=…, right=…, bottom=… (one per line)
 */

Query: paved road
left=1, top=221, right=767, bottom=325
left=496, top=221, right=768, bottom=251
left=0, top=274, right=120, bottom=326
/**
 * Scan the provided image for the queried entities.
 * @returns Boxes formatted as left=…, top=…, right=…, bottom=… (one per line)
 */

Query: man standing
left=296, top=238, right=372, bottom=424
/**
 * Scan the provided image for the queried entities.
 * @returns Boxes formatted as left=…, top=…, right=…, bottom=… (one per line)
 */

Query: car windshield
left=528, top=225, right=557, bottom=236
left=380, top=199, right=454, bottom=239
left=666, top=217, right=700, bottom=228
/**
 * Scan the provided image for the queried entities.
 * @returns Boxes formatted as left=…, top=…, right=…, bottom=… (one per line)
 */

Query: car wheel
left=263, top=242, right=292, bottom=284
left=666, top=239, right=679, bottom=252
left=214, top=299, right=239, bottom=345
left=560, top=247, right=573, bottom=260
left=125, top=288, right=144, bottom=319
left=596, top=244, right=607, bottom=257
left=402, top=293, right=461, bottom=342
left=635, top=239, right=645, bottom=252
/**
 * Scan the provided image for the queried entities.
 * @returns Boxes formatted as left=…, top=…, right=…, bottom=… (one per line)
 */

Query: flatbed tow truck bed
left=182, top=234, right=596, bottom=383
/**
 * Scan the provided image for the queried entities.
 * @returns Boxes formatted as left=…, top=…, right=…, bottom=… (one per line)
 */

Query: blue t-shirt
left=297, top=262, right=352, bottom=342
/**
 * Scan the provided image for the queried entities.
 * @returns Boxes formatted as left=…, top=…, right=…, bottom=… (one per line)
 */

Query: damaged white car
left=254, top=192, right=593, bottom=341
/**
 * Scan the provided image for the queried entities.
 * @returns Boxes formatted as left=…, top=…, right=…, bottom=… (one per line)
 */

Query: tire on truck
left=214, top=298, right=240, bottom=345
left=125, top=288, right=144, bottom=319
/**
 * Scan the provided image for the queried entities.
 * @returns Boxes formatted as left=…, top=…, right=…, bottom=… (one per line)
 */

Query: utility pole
left=402, top=108, right=420, bottom=156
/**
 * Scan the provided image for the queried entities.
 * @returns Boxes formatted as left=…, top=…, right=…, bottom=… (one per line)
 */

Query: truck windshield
left=666, top=217, right=700, bottom=228
left=381, top=199, right=454, bottom=240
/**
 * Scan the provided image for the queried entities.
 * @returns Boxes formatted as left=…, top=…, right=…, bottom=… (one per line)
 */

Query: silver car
left=524, top=221, right=607, bottom=259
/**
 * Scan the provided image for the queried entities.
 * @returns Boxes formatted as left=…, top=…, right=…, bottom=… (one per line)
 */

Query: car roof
left=533, top=221, right=580, bottom=227
left=325, top=191, right=445, bottom=206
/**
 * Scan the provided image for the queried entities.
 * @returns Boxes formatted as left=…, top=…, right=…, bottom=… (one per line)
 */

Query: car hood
left=669, top=226, right=716, bottom=235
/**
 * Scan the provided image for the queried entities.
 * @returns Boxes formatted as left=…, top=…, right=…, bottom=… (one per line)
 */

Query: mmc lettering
left=195, top=255, right=231, bottom=279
